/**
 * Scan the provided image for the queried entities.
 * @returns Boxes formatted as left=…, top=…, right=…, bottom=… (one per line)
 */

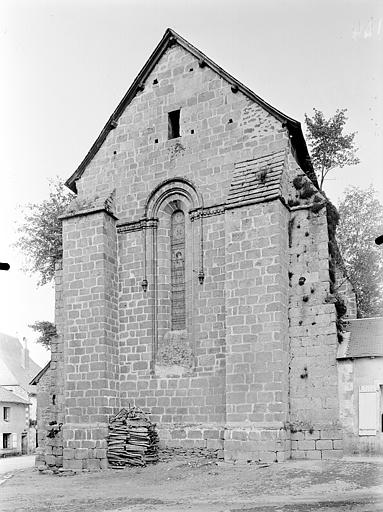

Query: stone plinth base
left=290, top=428, right=343, bottom=460
left=62, top=424, right=108, bottom=471
left=223, top=427, right=290, bottom=463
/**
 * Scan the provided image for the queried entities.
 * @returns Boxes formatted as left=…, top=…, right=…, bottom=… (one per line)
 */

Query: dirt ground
left=1, top=456, right=383, bottom=512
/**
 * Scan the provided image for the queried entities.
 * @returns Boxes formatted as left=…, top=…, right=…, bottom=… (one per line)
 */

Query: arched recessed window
left=171, top=210, right=186, bottom=330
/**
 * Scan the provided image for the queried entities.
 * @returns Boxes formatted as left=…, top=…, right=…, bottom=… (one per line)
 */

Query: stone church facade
left=39, top=29, right=352, bottom=470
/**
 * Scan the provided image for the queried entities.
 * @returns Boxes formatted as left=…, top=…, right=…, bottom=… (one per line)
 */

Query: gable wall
left=75, top=44, right=288, bottom=218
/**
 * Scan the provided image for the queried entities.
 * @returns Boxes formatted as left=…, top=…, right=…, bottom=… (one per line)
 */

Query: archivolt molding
left=145, top=177, right=203, bottom=218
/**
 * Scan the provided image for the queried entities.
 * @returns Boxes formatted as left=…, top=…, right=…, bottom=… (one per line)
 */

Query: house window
left=168, top=110, right=180, bottom=139
left=3, top=433, right=11, bottom=449
left=3, top=407, right=10, bottom=422
left=359, top=385, right=378, bottom=436
left=171, top=210, right=186, bottom=330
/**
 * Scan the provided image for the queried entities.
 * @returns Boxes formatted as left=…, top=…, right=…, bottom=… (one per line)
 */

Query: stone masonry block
left=74, top=448, right=89, bottom=459
left=320, top=430, right=343, bottom=440
left=315, top=439, right=332, bottom=450
left=171, top=430, right=186, bottom=439
left=291, top=450, right=306, bottom=459
left=63, top=448, right=75, bottom=460
left=321, top=450, right=343, bottom=460
left=100, top=458, right=109, bottom=470
left=187, top=430, right=203, bottom=439
left=297, top=440, right=315, bottom=451
left=84, top=458, right=102, bottom=471
left=231, top=431, right=248, bottom=441
left=305, top=450, right=322, bottom=460
left=94, top=448, right=107, bottom=459
left=290, top=432, right=304, bottom=441
left=203, top=429, right=220, bottom=440
left=206, top=439, right=224, bottom=450
left=304, top=430, right=320, bottom=440
left=63, top=459, right=83, bottom=471
left=333, top=439, right=343, bottom=450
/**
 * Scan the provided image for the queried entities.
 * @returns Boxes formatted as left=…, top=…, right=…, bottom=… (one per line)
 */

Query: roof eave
left=29, top=361, right=51, bottom=385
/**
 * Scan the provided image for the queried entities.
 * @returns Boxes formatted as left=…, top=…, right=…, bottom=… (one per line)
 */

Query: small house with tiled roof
left=40, top=28, right=353, bottom=469
left=338, top=317, right=383, bottom=454
left=0, top=333, right=41, bottom=455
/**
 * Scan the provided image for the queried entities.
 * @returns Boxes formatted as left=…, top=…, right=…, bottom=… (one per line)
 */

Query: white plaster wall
left=339, top=357, right=383, bottom=454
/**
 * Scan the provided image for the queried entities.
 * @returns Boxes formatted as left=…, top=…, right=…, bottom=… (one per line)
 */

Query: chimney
left=22, top=337, right=30, bottom=371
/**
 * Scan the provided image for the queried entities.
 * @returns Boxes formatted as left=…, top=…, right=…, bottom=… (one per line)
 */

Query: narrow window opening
left=191, top=129, right=194, bottom=134
left=154, top=138, right=159, bottom=144
left=171, top=210, right=186, bottom=330
left=3, top=407, right=10, bottom=421
left=168, top=110, right=180, bottom=139
left=52, top=394, right=56, bottom=405
left=3, top=433, right=11, bottom=449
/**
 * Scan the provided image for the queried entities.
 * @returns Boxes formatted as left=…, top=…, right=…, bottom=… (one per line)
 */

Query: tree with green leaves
left=29, top=321, right=57, bottom=350
left=337, top=186, right=383, bottom=318
left=15, top=179, right=73, bottom=286
left=305, top=108, right=359, bottom=190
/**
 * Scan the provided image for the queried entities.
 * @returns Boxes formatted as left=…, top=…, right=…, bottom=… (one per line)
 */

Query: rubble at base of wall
left=290, top=429, right=343, bottom=459
left=159, top=446, right=223, bottom=460
left=157, top=425, right=225, bottom=458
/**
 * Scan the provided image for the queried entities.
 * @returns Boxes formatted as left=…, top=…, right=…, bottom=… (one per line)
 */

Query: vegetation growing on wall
left=29, top=321, right=57, bottom=349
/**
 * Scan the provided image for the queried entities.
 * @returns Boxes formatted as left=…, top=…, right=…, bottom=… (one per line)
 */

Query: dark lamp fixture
left=141, top=279, right=148, bottom=292
left=198, top=270, right=205, bottom=284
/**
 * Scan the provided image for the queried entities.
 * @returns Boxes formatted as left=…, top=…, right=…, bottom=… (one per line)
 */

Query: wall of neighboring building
left=338, top=357, right=383, bottom=454
left=34, top=370, right=52, bottom=466
left=28, top=393, right=37, bottom=452
left=0, top=402, right=29, bottom=456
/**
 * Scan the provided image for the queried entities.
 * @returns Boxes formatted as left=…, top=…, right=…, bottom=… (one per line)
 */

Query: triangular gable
left=66, top=28, right=316, bottom=193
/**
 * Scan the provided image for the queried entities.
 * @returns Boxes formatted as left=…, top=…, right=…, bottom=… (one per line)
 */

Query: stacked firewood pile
left=107, top=406, right=159, bottom=468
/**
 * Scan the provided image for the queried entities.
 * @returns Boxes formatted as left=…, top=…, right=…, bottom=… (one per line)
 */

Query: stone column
left=60, top=206, right=119, bottom=470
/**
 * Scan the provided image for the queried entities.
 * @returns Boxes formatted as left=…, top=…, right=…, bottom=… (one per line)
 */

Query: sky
left=0, top=0, right=382, bottom=367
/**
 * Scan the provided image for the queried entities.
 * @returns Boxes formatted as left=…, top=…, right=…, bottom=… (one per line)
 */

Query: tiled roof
left=226, top=150, right=286, bottom=208
left=338, top=317, right=383, bottom=359
left=0, top=333, right=41, bottom=388
left=0, top=386, right=30, bottom=405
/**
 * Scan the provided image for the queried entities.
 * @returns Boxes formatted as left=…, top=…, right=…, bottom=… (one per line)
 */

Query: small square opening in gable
left=168, top=110, right=180, bottom=139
